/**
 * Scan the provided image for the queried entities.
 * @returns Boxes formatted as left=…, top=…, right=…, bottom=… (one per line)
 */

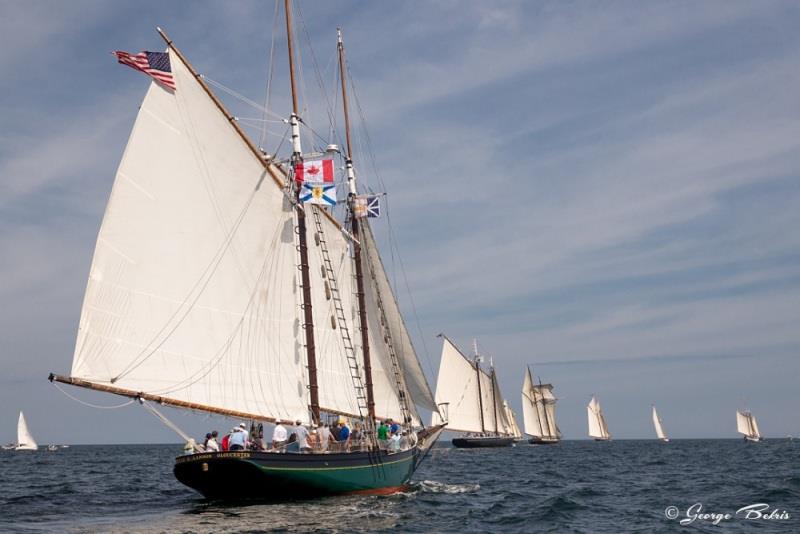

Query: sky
left=2, top=0, right=800, bottom=444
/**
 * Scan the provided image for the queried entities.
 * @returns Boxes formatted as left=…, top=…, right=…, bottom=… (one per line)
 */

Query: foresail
left=70, top=49, right=310, bottom=424
left=587, top=398, right=605, bottom=438
left=431, top=337, right=483, bottom=433
left=736, top=411, right=751, bottom=435
left=652, top=406, right=667, bottom=440
left=360, top=221, right=438, bottom=415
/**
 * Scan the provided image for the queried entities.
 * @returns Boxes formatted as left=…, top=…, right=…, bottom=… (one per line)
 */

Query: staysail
left=503, top=401, right=522, bottom=439
left=587, top=396, right=610, bottom=440
left=16, top=412, right=37, bottom=450
left=652, top=406, right=668, bottom=441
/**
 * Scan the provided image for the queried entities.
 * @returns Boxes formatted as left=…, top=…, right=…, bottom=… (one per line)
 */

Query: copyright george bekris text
left=664, top=503, right=790, bottom=525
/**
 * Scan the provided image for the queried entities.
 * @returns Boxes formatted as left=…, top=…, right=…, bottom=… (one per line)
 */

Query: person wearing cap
left=272, top=421, right=288, bottom=450
left=228, top=423, right=248, bottom=451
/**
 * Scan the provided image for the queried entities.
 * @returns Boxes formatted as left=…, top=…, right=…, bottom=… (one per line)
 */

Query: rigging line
left=148, top=215, right=289, bottom=397
left=202, top=75, right=286, bottom=121
left=52, top=382, right=135, bottom=409
left=348, top=72, right=437, bottom=381
left=260, top=0, right=281, bottom=149
left=111, top=180, right=263, bottom=383
left=138, top=399, right=195, bottom=446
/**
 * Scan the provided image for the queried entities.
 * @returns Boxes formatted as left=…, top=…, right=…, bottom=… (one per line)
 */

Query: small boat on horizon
left=652, top=405, right=669, bottom=442
left=737, top=410, right=762, bottom=442
left=521, top=366, right=561, bottom=445
left=432, top=336, right=517, bottom=448
left=587, top=396, right=611, bottom=441
left=15, top=412, right=38, bottom=451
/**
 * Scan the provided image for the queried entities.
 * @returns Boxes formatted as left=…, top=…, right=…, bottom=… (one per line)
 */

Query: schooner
left=521, top=367, right=561, bottom=444
left=587, top=395, right=611, bottom=441
left=48, top=1, right=444, bottom=499
left=737, top=410, right=762, bottom=442
left=432, top=336, right=517, bottom=448
left=652, top=405, right=669, bottom=442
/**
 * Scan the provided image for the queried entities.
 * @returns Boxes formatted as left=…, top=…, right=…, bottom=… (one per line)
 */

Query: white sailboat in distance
left=15, top=412, right=38, bottom=451
left=587, top=396, right=611, bottom=441
left=652, top=405, right=669, bottom=442
left=737, top=410, right=762, bottom=442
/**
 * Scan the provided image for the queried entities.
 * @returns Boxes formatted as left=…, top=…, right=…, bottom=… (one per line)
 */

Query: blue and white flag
left=300, top=182, right=337, bottom=206
left=354, top=195, right=380, bottom=218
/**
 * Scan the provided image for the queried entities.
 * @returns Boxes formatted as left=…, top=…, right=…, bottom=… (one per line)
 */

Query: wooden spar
left=284, top=0, right=300, bottom=122
left=538, top=375, right=554, bottom=439
left=474, top=356, right=486, bottom=433
left=490, top=366, right=500, bottom=435
left=338, top=29, right=354, bottom=161
left=156, top=27, right=282, bottom=189
left=48, top=374, right=302, bottom=425
left=155, top=26, right=348, bottom=236
left=338, top=29, right=376, bottom=423
left=283, top=0, right=320, bottom=425
left=529, top=367, right=545, bottom=439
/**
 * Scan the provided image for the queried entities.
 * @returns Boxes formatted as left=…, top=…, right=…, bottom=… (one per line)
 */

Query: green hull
left=174, top=448, right=417, bottom=499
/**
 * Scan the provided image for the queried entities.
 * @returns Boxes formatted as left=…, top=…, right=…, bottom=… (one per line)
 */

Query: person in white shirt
left=205, top=430, right=220, bottom=452
left=272, top=422, right=288, bottom=450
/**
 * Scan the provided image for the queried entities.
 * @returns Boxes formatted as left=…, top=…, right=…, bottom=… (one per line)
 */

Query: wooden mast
left=490, top=364, right=500, bottom=436
left=338, top=29, right=376, bottom=424
left=285, top=0, right=320, bottom=425
left=538, top=375, right=553, bottom=440
left=529, top=367, right=545, bottom=439
left=473, top=341, right=486, bottom=433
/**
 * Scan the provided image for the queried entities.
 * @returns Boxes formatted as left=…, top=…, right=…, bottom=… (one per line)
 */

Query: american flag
left=114, top=50, right=176, bottom=90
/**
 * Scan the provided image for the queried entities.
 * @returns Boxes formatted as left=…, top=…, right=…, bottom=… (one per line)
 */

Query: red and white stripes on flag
left=114, top=51, right=176, bottom=90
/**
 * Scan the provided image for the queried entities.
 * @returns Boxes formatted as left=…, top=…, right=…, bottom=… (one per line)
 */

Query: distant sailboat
left=15, top=412, right=38, bottom=451
left=737, top=410, right=762, bottom=442
left=522, top=367, right=561, bottom=444
left=587, top=396, right=611, bottom=441
left=432, top=336, right=517, bottom=448
left=503, top=401, right=524, bottom=442
left=652, top=405, right=669, bottom=442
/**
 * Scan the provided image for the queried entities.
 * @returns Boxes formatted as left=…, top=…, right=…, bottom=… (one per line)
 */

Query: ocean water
left=1, top=440, right=798, bottom=533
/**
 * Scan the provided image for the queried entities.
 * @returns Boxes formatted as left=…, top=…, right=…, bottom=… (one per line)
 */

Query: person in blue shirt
left=339, top=420, right=350, bottom=447
left=389, top=419, right=400, bottom=436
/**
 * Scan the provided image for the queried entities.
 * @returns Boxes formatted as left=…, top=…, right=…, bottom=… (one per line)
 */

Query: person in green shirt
left=377, top=420, right=389, bottom=444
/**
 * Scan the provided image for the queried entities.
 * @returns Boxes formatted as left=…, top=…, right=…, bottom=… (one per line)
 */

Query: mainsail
left=61, top=44, right=435, bottom=428
left=431, top=337, right=513, bottom=436
left=652, top=405, right=668, bottom=441
left=16, top=412, right=37, bottom=450
left=521, top=367, right=560, bottom=441
left=737, top=410, right=761, bottom=440
left=587, top=396, right=610, bottom=440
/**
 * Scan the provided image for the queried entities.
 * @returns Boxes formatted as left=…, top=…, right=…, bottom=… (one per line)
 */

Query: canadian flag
left=295, top=159, right=334, bottom=183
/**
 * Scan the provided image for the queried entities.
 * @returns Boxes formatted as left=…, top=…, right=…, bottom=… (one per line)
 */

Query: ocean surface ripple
left=1, top=440, right=798, bottom=533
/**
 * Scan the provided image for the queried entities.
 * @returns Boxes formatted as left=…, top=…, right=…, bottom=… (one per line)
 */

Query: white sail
left=70, top=49, right=310, bottom=423
left=360, top=222, right=438, bottom=416
left=503, top=401, right=522, bottom=438
left=652, top=406, right=668, bottom=440
left=431, top=337, right=484, bottom=433
left=488, top=369, right=513, bottom=435
left=750, top=415, right=761, bottom=439
left=522, top=368, right=559, bottom=440
left=588, top=396, right=610, bottom=439
left=737, top=410, right=761, bottom=439
left=16, top=412, right=37, bottom=450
